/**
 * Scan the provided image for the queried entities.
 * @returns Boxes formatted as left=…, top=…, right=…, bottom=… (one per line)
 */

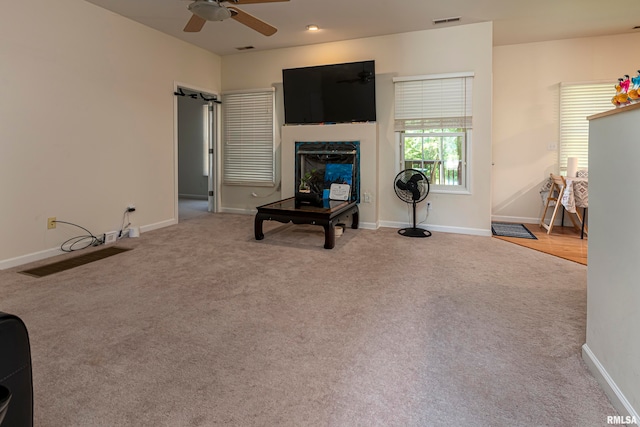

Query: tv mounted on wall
left=282, top=60, right=376, bottom=125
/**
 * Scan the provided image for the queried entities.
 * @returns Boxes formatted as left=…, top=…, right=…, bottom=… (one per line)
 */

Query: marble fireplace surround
left=281, top=123, right=378, bottom=227
left=295, top=141, right=360, bottom=203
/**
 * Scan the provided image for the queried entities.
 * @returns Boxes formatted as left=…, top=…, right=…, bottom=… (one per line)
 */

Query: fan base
left=398, top=227, right=432, bottom=238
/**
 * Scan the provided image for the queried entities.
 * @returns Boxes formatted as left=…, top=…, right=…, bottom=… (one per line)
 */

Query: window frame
left=394, top=72, right=473, bottom=194
left=399, top=129, right=471, bottom=194
left=222, top=88, right=276, bottom=186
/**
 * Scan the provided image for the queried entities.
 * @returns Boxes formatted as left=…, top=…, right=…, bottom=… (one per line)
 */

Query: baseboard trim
left=220, top=207, right=254, bottom=215
left=0, top=219, right=177, bottom=270
left=219, top=207, right=487, bottom=236
left=0, top=216, right=490, bottom=269
left=0, top=247, right=65, bottom=270
left=582, top=344, right=639, bottom=421
left=358, top=221, right=377, bottom=230
left=219, top=207, right=378, bottom=230
left=491, top=215, right=541, bottom=224
left=378, top=220, right=491, bottom=237
left=140, top=219, right=176, bottom=234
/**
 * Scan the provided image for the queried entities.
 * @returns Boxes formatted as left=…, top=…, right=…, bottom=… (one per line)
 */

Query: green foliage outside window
left=402, top=129, right=465, bottom=186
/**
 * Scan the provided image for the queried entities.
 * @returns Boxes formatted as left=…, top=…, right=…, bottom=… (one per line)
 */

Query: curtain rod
left=173, top=88, right=221, bottom=103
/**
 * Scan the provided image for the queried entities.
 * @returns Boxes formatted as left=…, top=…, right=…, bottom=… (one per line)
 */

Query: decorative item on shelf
left=629, top=70, right=640, bottom=103
left=615, top=76, right=631, bottom=107
left=621, top=74, right=631, bottom=93
left=611, top=73, right=640, bottom=107
left=612, top=78, right=623, bottom=107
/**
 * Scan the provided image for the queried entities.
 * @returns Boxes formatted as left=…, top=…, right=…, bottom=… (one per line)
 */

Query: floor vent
left=19, top=247, right=131, bottom=278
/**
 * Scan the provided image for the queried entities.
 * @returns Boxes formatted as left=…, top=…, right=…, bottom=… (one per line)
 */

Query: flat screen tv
left=283, top=60, right=376, bottom=125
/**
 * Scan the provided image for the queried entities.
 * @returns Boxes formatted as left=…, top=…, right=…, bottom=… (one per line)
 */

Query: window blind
left=559, top=82, right=613, bottom=172
left=223, top=89, right=275, bottom=185
left=394, top=75, right=473, bottom=131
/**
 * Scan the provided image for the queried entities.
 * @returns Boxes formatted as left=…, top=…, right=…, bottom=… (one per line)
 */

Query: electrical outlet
left=47, top=217, right=56, bottom=229
left=104, top=231, right=118, bottom=244
left=363, top=192, right=371, bottom=203
left=427, top=201, right=432, bottom=210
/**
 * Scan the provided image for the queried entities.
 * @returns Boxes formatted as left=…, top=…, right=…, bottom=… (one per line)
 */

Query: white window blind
left=223, top=89, right=275, bottom=185
left=394, top=74, right=473, bottom=131
left=559, top=82, right=613, bottom=172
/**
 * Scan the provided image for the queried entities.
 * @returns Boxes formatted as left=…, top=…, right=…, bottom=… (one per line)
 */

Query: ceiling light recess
left=306, top=24, right=319, bottom=31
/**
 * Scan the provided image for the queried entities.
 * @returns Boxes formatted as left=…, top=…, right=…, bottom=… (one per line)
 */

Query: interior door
left=207, top=102, right=216, bottom=212
left=176, top=85, right=219, bottom=220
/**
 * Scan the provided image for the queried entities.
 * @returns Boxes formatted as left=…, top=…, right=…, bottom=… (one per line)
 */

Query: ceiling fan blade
left=184, top=14, right=207, bottom=32
left=230, top=0, right=289, bottom=3
left=228, top=6, right=277, bottom=36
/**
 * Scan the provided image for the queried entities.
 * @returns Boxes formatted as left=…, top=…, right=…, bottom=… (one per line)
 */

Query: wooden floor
left=493, top=222, right=588, bottom=265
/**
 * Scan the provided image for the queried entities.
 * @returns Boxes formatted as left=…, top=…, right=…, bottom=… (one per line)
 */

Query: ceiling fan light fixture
left=189, top=1, right=232, bottom=21
left=306, top=24, right=319, bottom=31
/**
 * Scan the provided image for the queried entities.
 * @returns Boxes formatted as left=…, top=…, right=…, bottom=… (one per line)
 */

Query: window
left=222, top=88, right=275, bottom=185
left=401, top=130, right=466, bottom=188
left=394, top=73, right=473, bottom=192
left=559, top=82, right=613, bottom=173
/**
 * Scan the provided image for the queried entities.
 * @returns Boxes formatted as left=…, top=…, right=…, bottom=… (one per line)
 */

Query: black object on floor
left=19, top=247, right=131, bottom=278
left=0, top=311, right=33, bottom=427
left=491, top=222, right=538, bottom=240
left=0, top=385, right=11, bottom=426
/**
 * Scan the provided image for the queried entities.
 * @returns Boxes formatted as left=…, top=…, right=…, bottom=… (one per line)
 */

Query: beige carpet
left=0, top=213, right=617, bottom=426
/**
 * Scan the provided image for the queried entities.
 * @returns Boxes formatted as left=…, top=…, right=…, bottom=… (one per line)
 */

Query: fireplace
left=295, top=141, right=360, bottom=204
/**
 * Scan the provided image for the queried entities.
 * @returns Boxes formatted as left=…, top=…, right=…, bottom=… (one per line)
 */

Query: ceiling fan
left=183, top=0, right=288, bottom=36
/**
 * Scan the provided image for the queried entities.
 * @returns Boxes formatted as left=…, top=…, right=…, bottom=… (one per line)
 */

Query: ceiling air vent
left=236, top=46, right=255, bottom=51
left=433, top=16, right=461, bottom=25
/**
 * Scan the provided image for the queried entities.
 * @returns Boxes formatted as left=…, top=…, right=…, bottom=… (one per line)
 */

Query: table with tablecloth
left=539, top=177, right=588, bottom=213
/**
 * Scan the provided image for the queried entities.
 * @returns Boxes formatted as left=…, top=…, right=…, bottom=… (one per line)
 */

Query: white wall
left=492, top=32, right=640, bottom=223
left=584, top=105, right=640, bottom=419
left=221, top=22, right=493, bottom=234
left=0, top=0, right=221, bottom=267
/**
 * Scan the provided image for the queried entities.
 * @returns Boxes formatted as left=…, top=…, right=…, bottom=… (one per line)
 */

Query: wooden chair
left=539, top=173, right=584, bottom=234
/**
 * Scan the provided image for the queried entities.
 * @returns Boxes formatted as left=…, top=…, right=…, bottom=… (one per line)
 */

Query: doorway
left=175, top=84, right=219, bottom=222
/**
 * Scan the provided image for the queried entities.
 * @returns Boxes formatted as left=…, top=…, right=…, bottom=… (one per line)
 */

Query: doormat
left=19, top=247, right=132, bottom=278
left=491, top=222, right=537, bottom=240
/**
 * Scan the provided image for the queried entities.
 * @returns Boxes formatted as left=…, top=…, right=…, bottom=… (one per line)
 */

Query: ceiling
left=84, top=0, right=640, bottom=56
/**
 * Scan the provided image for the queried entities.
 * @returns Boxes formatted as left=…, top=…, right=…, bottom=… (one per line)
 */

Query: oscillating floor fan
left=394, top=168, right=431, bottom=238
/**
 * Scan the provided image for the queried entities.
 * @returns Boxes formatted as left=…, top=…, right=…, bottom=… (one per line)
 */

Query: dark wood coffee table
left=255, top=197, right=359, bottom=249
